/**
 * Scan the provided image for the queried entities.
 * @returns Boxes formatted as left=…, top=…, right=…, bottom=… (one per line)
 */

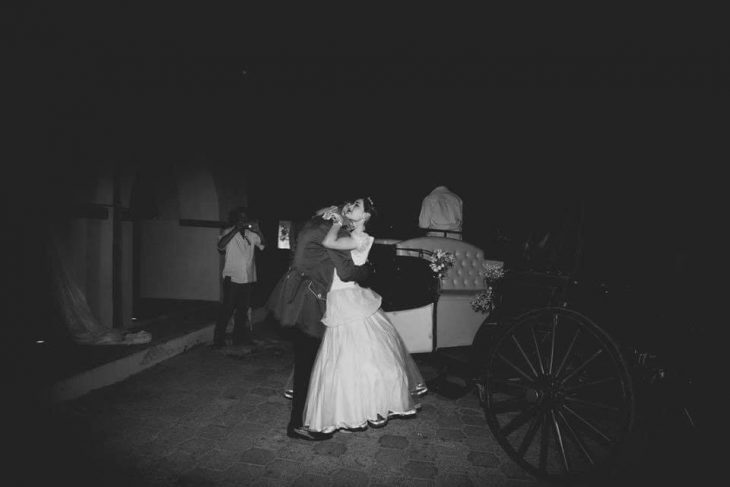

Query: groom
left=269, top=202, right=371, bottom=441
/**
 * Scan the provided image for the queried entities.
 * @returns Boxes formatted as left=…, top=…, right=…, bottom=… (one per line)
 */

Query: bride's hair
left=362, top=196, right=377, bottom=224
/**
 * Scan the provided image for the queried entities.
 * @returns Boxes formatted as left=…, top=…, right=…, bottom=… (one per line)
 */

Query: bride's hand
left=320, top=207, right=342, bottom=224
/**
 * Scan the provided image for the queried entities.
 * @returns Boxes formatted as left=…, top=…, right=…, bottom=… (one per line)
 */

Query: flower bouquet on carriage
left=428, top=249, right=456, bottom=280
left=471, top=261, right=505, bottom=316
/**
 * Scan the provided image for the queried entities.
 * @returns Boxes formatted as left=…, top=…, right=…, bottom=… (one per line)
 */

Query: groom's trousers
left=289, top=327, right=322, bottom=428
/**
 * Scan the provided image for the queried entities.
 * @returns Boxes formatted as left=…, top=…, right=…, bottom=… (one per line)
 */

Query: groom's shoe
left=287, top=424, right=332, bottom=441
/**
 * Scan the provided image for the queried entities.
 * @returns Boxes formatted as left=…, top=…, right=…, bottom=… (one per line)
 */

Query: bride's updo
left=362, top=196, right=378, bottom=224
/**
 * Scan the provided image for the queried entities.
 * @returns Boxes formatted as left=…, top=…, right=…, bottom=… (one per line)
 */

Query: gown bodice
left=330, top=232, right=374, bottom=291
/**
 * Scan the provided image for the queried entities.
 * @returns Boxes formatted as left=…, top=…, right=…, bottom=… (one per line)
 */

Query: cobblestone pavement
left=15, top=333, right=699, bottom=486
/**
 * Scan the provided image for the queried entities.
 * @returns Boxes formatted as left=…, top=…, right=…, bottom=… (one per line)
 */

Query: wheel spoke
left=497, top=353, right=535, bottom=382
left=557, top=409, right=595, bottom=466
left=501, top=403, right=542, bottom=436
left=517, top=414, right=542, bottom=458
left=559, top=349, right=603, bottom=384
left=548, top=313, right=558, bottom=374
left=564, top=376, right=616, bottom=394
left=482, top=308, right=634, bottom=481
left=551, top=410, right=571, bottom=474
left=565, top=396, right=619, bottom=414
left=562, top=405, right=614, bottom=445
left=555, top=328, right=580, bottom=377
left=512, top=334, right=538, bottom=378
left=531, top=326, right=545, bottom=375
left=539, top=411, right=550, bottom=473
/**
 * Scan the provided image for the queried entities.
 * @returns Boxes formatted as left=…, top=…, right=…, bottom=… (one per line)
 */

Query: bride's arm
left=322, top=222, right=358, bottom=250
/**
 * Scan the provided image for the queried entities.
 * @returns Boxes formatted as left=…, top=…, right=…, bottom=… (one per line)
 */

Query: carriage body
left=367, top=234, right=698, bottom=482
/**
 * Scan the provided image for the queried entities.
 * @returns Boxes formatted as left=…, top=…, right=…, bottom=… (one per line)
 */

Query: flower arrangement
left=429, top=249, right=456, bottom=280
left=479, top=262, right=505, bottom=282
left=471, top=261, right=505, bottom=315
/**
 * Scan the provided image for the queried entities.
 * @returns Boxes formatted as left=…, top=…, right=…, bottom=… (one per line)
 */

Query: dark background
left=7, top=6, right=725, bottom=289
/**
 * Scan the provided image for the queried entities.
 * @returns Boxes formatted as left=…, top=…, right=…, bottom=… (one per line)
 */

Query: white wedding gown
left=303, top=231, right=427, bottom=433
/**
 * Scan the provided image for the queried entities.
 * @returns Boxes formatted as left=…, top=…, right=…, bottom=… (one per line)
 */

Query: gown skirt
left=303, top=286, right=427, bottom=433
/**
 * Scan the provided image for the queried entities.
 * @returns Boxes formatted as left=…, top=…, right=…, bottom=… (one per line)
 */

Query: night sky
left=8, top=6, right=725, bottom=284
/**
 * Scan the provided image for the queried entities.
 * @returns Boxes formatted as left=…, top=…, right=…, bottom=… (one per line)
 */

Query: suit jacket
left=267, top=216, right=370, bottom=338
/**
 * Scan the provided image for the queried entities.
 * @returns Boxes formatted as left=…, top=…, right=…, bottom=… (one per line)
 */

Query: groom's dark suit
left=267, top=215, right=370, bottom=438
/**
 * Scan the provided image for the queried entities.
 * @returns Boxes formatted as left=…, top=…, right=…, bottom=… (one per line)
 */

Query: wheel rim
left=482, top=307, right=634, bottom=481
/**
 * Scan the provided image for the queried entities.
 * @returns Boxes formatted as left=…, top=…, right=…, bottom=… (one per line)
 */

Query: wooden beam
left=179, top=219, right=226, bottom=228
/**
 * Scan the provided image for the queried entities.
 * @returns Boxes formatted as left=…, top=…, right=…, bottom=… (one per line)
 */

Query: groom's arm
left=328, top=248, right=370, bottom=283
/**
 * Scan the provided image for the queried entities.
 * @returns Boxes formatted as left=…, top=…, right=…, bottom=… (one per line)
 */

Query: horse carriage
left=366, top=233, right=700, bottom=483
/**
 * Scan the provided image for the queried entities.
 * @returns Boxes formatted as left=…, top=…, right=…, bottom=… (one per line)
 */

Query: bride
left=303, top=197, right=427, bottom=433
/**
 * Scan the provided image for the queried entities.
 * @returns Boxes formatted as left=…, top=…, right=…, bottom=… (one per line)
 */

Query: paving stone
left=292, top=472, right=333, bottom=487
left=463, top=425, right=491, bottom=437
left=436, top=473, right=475, bottom=487
left=198, top=423, right=232, bottom=440
left=379, top=434, right=410, bottom=449
left=437, top=428, right=467, bottom=440
left=263, top=458, right=305, bottom=481
left=224, top=461, right=266, bottom=483
left=234, top=394, right=269, bottom=407
left=253, top=430, right=291, bottom=451
left=436, top=414, right=463, bottom=428
left=177, top=436, right=219, bottom=457
left=43, top=334, right=556, bottom=486
left=402, top=460, right=438, bottom=479
left=418, top=403, right=438, bottom=415
left=407, top=444, right=437, bottom=462
left=467, top=451, right=501, bottom=468
left=459, top=412, right=488, bottom=426
left=339, top=451, right=376, bottom=471
left=500, top=461, right=536, bottom=480
left=220, top=386, right=249, bottom=400
left=276, top=442, right=317, bottom=463
left=464, top=436, right=498, bottom=453
left=313, top=440, right=347, bottom=457
left=471, top=471, right=512, bottom=486
left=306, top=454, right=344, bottom=476
left=434, top=442, right=469, bottom=458
left=153, top=451, right=200, bottom=475
left=455, top=394, right=481, bottom=409
left=375, top=448, right=409, bottom=469
left=212, top=408, right=247, bottom=427
left=217, top=432, right=255, bottom=453
left=246, top=404, right=289, bottom=424
left=240, top=447, right=276, bottom=465
left=505, top=479, right=542, bottom=487
left=174, top=467, right=224, bottom=486
left=250, top=386, right=279, bottom=396
left=198, top=448, right=241, bottom=471
left=329, top=468, right=370, bottom=487
left=230, top=421, right=270, bottom=438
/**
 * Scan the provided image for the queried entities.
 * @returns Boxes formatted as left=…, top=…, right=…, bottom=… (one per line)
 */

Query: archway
left=127, top=163, right=221, bottom=326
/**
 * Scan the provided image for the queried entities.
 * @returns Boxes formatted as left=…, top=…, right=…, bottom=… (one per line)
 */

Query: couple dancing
left=268, top=197, right=427, bottom=440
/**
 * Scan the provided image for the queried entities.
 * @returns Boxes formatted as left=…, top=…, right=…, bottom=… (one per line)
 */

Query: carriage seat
left=394, top=237, right=503, bottom=350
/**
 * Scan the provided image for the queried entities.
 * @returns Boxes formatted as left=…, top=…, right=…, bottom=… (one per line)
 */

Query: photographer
left=212, top=206, right=266, bottom=348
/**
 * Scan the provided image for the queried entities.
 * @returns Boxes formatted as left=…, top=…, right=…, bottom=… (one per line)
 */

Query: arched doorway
left=127, top=163, right=221, bottom=326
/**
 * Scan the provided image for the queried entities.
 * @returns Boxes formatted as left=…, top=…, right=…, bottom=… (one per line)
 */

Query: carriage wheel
left=480, top=307, right=634, bottom=482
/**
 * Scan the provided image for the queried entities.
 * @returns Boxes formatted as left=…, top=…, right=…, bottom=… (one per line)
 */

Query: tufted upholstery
left=395, top=237, right=502, bottom=291
left=386, top=236, right=504, bottom=350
